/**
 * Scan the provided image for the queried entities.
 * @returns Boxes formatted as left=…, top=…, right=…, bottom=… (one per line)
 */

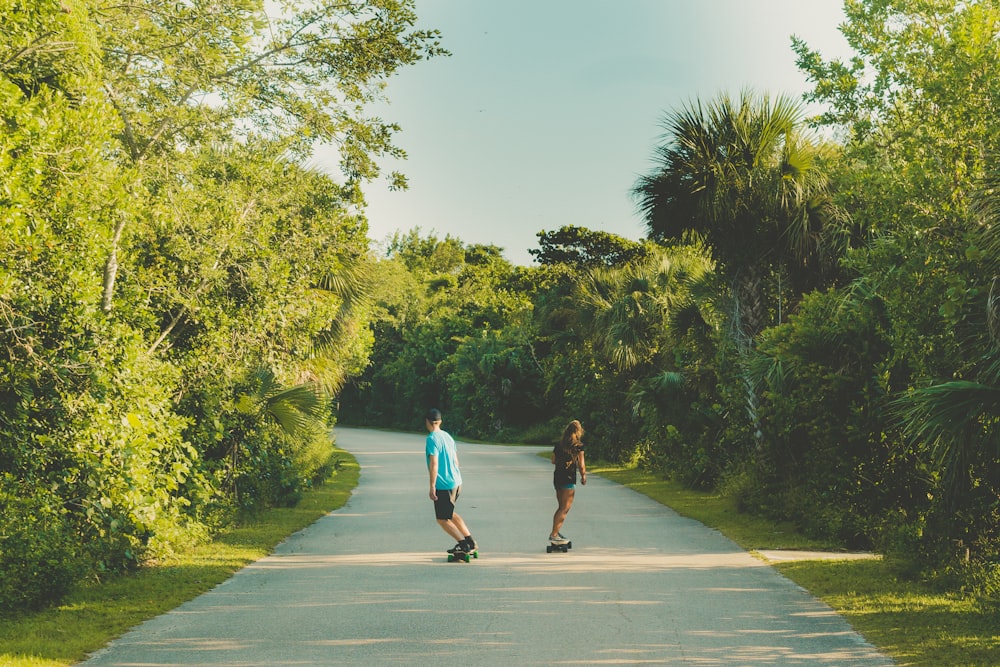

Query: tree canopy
left=529, top=225, right=648, bottom=269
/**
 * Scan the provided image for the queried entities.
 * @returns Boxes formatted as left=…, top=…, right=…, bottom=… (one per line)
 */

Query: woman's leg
left=550, top=488, right=575, bottom=538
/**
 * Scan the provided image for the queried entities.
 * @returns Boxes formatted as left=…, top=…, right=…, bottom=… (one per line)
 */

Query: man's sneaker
left=447, top=542, right=466, bottom=554
left=549, top=533, right=569, bottom=545
left=463, top=538, right=478, bottom=551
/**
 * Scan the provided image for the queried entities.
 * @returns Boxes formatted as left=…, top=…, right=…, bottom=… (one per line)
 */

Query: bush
left=750, top=289, right=908, bottom=548
left=0, top=475, right=83, bottom=611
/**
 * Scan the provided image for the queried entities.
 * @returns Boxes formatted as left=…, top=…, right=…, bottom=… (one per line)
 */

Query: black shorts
left=433, top=486, right=461, bottom=520
left=554, top=472, right=577, bottom=490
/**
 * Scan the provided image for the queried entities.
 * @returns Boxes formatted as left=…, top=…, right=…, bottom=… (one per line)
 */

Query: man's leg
left=436, top=517, right=464, bottom=541
left=450, top=512, right=470, bottom=537
left=435, top=489, right=466, bottom=542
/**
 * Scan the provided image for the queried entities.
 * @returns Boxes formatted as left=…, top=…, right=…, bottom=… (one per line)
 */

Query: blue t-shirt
left=426, top=430, right=462, bottom=490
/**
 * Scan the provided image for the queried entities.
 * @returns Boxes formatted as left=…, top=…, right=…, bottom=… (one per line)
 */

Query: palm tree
left=565, top=246, right=713, bottom=459
left=633, top=89, right=842, bottom=342
left=573, top=247, right=710, bottom=375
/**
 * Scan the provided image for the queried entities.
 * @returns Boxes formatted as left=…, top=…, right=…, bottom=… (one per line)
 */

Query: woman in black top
left=549, top=420, right=586, bottom=543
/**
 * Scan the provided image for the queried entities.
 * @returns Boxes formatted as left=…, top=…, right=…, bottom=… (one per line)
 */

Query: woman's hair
left=558, top=420, right=584, bottom=455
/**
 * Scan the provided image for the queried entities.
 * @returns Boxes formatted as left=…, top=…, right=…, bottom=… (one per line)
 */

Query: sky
left=313, top=0, right=854, bottom=266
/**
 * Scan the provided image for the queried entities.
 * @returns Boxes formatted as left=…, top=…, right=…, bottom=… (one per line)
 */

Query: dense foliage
left=0, top=0, right=441, bottom=610
left=6, top=0, right=1000, bottom=613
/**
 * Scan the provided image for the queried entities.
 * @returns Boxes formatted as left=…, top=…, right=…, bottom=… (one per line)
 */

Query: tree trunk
left=732, top=267, right=767, bottom=344
left=101, top=218, right=127, bottom=313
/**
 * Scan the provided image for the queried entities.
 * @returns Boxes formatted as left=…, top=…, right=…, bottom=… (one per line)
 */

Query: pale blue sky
left=316, top=1, right=853, bottom=266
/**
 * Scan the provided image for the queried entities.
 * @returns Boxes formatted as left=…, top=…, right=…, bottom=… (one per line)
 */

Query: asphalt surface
left=80, top=426, right=894, bottom=666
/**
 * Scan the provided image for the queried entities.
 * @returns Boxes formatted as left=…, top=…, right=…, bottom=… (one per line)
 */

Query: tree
left=445, top=325, right=547, bottom=438
left=574, top=250, right=692, bottom=374
left=793, top=0, right=1000, bottom=382
left=529, top=225, right=648, bottom=269
left=789, top=0, right=1000, bottom=575
left=794, top=0, right=1000, bottom=205
left=632, top=91, right=845, bottom=465
left=0, top=0, right=184, bottom=605
left=91, top=0, right=446, bottom=311
left=0, top=0, right=439, bottom=609
left=551, top=246, right=714, bottom=460
left=633, top=90, right=843, bottom=342
left=141, top=144, right=376, bottom=510
left=338, top=231, right=536, bottom=434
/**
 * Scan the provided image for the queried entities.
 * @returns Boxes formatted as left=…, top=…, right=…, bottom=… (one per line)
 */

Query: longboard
left=546, top=540, right=572, bottom=553
left=447, top=549, right=479, bottom=563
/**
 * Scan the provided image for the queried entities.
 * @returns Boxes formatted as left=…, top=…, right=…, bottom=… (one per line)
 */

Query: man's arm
left=428, top=454, right=438, bottom=501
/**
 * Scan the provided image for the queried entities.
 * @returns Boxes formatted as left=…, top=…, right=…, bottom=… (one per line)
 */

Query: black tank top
left=553, top=443, right=583, bottom=486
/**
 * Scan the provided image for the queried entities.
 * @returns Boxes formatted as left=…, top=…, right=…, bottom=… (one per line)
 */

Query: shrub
left=0, top=475, right=83, bottom=611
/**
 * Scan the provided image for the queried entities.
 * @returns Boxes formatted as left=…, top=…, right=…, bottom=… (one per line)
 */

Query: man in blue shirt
left=425, top=408, right=477, bottom=553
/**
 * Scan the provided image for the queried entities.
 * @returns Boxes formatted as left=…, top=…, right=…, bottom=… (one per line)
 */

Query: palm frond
left=893, top=381, right=1000, bottom=492
left=972, top=171, right=1000, bottom=268
left=248, top=366, right=281, bottom=399
left=649, top=370, right=686, bottom=392
left=265, top=383, right=325, bottom=438
left=747, top=351, right=789, bottom=393
left=312, top=262, right=371, bottom=305
left=990, top=277, right=1000, bottom=346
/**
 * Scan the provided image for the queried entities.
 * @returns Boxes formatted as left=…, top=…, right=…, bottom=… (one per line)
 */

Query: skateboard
left=546, top=540, right=572, bottom=553
left=447, top=548, right=479, bottom=563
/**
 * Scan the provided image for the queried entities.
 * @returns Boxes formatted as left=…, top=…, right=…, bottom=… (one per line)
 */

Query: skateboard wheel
left=566, top=541, right=572, bottom=550
left=448, top=554, right=455, bottom=562
left=546, top=545, right=553, bottom=553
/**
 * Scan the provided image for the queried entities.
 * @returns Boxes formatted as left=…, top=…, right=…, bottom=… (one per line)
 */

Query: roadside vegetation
left=3, top=3, right=999, bottom=664
left=1, top=0, right=442, bottom=613
left=0, top=451, right=358, bottom=666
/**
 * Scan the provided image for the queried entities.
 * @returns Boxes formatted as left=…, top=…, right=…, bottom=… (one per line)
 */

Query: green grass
left=0, top=451, right=359, bottom=667
left=592, top=464, right=838, bottom=550
left=782, top=559, right=1000, bottom=666
left=590, top=461, right=1000, bottom=666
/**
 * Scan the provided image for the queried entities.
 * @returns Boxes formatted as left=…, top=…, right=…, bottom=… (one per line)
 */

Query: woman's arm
left=579, top=451, right=587, bottom=485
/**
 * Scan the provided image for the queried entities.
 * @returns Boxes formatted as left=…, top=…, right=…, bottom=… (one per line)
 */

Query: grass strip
left=0, top=450, right=359, bottom=667
left=589, top=462, right=1000, bottom=666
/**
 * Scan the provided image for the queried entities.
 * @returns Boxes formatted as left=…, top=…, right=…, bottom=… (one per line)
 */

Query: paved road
left=81, top=427, right=893, bottom=665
